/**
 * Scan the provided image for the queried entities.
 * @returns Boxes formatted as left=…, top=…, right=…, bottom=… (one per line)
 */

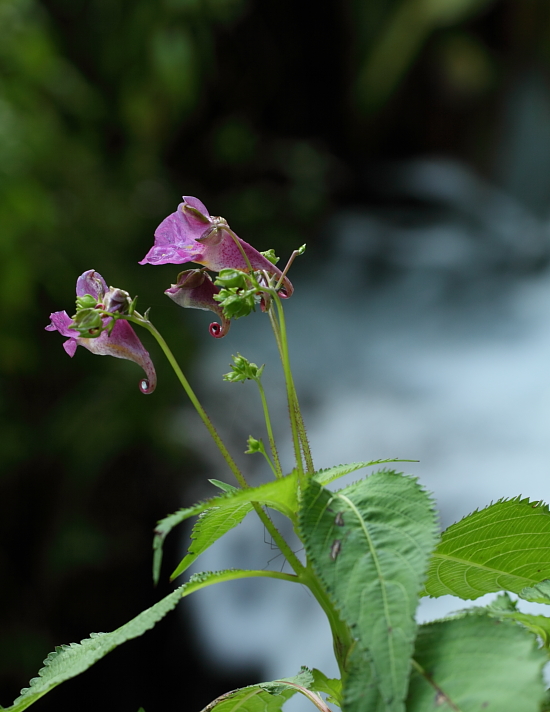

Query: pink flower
left=139, top=196, right=293, bottom=298
left=164, top=269, right=230, bottom=338
left=45, top=270, right=157, bottom=394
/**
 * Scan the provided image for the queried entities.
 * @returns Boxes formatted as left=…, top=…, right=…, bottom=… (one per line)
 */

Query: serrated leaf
left=423, top=497, right=550, bottom=600
left=406, top=610, right=546, bottom=711
left=153, top=472, right=299, bottom=583
left=342, top=646, right=385, bottom=712
left=483, top=593, right=550, bottom=649
left=299, top=471, right=438, bottom=712
left=310, top=668, right=342, bottom=707
left=1, top=586, right=184, bottom=712
left=313, top=460, right=417, bottom=487
left=200, top=669, right=313, bottom=712
left=170, top=501, right=254, bottom=580
left=2, top=570, right=287, bottom=712
left=520, top=579, right=550, bottom=604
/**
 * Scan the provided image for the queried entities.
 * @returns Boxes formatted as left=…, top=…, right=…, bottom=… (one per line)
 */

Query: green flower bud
left=244, top=436, right=263, bottom=454
left=76, top=294, right=98, bottom=310
left=215, top=269, right=249, bottom=289
left=70, top=308, right=104, bottom=336
left=223, top=353, right=264, bottom=382
left=214, top=287, right=256, bottom=319
left=260, top=249, right=280, bottom=265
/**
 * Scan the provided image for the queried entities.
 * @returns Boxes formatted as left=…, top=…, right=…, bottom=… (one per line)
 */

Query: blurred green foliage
left=2, top=0, right=550, bottom=708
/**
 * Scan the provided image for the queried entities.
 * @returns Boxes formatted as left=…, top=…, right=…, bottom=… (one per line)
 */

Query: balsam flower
left=164, top=269, right=230, bottom=338
left=139, top=196, right=293, bottom=298
left=46, top=270, right=157, bottom=393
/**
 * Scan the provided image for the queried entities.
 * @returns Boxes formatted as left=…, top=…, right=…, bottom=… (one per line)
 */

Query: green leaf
left=1, top=585, right=184, bottom=712
left=423, top=497, right=550, bottom=599
left=153, top=472, right=299, bottom=584
left=484, top=593, right=550, bottom=649
left=310, top=668, right=342, bottom=707
left=519, top=579, right=550, bottom=604
left=313, top=460, right=417, bottom=487
left=170, top=501, right=254, bottom=581
left=342, top=646, right=385, bottom=712
left=406, top=610, right=546, bottom=711
left=209, top=479, right=239, bottom=494
left=199, top=669, right=313, bottom=712
left=1, top=570, right=289, bottom=712
left=300, top=471, right=438, bottom=712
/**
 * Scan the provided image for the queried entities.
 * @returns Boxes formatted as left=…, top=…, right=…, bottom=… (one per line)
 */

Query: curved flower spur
left=46, top=269, right=157, bottom=393
left=164, top=269, right=231, bottom=338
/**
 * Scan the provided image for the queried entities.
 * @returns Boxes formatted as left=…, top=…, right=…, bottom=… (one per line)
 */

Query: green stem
left=272, top=294, right=315, bottom=475
left=259, top=507, right=306, bottom=575
left=293, top=397, right=315, bottom=475
left=255, top=379, right=283, bottom=478
left=275, top=684, right=332, bottom=712
left=135, top=316, right=348, bottom=672
left=134, top=317, right=249, bottom=490
left=250, top=439, right=279, bottom=479
left=268, top=301, right=303, bottom=476
left=133, top=316, right=304, bottom=575
left=302, top=563, right=355, bottom=677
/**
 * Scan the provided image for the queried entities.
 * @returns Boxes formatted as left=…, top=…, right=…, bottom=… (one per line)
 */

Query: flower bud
left=165, top=269, right=230, bottom=337
left=103, top=287, right=132, bottom=314
left=76, top=294, right=98, bottom=310
left=244, top=436, right=263, bottom=454
left=215, top=269, right=249, bottom=289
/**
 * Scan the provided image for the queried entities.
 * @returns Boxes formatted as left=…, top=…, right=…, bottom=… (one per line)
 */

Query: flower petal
left=46, top=310, right=78, bottom=338
left=80, top=320, right=157, bottom=393
left=182, top=195, right=209, bottom=215
left=196, top=230, right=294, bottom=297
left=140, top=196, right=294, bottom=297
left=46, top=310, right=80, bottom=358
left=165, top=269, right=230, bottom=337
left=76, top=270, right=108, bottom=300
left=46, top=273, right=157, bottom=393
left=63, top=338, right=78, bottom=357
left=139, top=209, right=206, bottom=265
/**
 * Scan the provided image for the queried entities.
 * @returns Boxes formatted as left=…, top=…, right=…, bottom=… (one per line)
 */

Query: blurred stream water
left=177, top=158, right=550, bottom=706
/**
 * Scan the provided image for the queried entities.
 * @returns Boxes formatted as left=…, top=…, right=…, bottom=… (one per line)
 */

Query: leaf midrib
left=338, top=493, right=398, bottom=697
left=432, top=552, right=539, bottom=586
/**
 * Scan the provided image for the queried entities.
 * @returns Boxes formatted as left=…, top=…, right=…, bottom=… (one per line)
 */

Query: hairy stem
left=268, top=302, right=304, bottom=475
left=273, top=294, right=314, bottom=474
left=256, top=379, right=283, bottom=478
left=303, top=562, right=356, bottom=677
left=133, top=315, right=305, bottom=574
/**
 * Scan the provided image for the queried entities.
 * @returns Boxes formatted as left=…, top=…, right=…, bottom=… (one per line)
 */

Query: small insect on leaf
left=334, top=512, right=344, bottom=527
left=330, top=540, right=341, bottom=560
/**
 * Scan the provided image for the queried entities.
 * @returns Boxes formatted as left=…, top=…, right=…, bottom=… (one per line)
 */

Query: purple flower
left=139, top=196, right=293, bottom=297
left=45, top=270, right=157, bottom=394
left=164, top=269, right=230, bottom=338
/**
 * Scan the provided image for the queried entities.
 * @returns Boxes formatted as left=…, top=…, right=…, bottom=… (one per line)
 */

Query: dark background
left=1, top=0, right=550, bottom=709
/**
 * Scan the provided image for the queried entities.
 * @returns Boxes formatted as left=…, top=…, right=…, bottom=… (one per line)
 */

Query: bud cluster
left=71, top=286, right=136, bottom=339
left=223, top=353, right=264, bottom=383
